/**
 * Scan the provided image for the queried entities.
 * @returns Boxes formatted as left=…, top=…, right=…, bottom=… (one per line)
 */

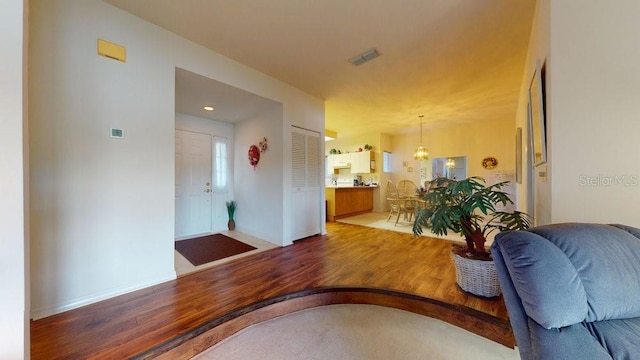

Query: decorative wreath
left=482, top=157, right=498, bottom=170
left=248, top=144, right=260, bottom=169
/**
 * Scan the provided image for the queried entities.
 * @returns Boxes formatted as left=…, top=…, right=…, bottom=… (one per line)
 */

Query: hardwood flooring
left=30, top=222, right=513, bottom=359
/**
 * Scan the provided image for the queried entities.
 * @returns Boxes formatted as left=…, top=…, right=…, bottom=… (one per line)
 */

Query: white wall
left=234, top=106, right=286, bottom=245
left=1, top=0, right=29, bottom=357
left=175, top=113, right=234, bottom=142
left=548, top=0, right=640, bottom=226
left=514, top=0, right=550, bottom=223
left=29, top=0, right=177, bottom=318
left=516, top=0, right=640, bottom=228
left=29, top=0, right=323, bottom=318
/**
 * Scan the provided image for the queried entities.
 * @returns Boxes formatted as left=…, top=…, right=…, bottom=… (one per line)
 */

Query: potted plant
left=413, top=176, right=530, bottom=296
left=225, top=200, right=236, bottom=230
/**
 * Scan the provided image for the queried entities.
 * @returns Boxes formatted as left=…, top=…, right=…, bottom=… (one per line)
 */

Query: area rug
left=175, top=234, right=257, bottom=266
left=195, top=304, right=520, bottom=360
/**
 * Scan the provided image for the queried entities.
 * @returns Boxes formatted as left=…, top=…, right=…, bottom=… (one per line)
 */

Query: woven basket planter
left=451, top=252, right=501, bottom=297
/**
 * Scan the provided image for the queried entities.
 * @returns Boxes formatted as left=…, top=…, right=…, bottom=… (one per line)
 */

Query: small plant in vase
left=413, top=176, right=531, bottom=296
left=225, top=200, right=236, bottom=230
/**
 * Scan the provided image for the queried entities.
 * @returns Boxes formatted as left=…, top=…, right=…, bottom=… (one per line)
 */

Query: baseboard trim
left=30, top=272, right=177, bottom=320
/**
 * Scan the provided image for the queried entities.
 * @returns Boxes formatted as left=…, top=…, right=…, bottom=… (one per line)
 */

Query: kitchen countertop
left=325, top=184, right=379, bottom=188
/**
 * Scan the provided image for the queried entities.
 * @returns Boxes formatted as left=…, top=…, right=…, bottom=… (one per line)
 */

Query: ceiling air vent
left=349, top=48, right=380, bottom=66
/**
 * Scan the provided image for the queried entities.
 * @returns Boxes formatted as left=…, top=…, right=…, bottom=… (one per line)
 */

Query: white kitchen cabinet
left=350, top=151, right=374, bottom=174
left=327, top=153, right=352, bottom=172
left=333, top=153, right=351, bottom=168
left=327, top=151, right=373, bottom=173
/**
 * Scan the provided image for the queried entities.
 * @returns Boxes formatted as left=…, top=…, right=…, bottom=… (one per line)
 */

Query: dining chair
left=397, top=180, right=418, bottom=198
left=386, top=180, right=417, bottom=225
left=386, top=180, right=400, bottom=221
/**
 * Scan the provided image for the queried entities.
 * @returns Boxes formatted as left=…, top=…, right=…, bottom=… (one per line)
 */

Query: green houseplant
left=225, top=200, right=236, bottom=230
left=413, top=176, right=530, bottom=296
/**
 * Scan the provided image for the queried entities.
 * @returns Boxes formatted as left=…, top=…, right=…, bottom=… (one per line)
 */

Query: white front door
left=175, top=130, right=212, bottom=238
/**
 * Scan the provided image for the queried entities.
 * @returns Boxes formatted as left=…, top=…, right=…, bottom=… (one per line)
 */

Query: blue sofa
left=491, top=223, right=640, bottom=360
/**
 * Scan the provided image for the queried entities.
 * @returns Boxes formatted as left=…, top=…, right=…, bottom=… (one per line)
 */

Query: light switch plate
left=538, top=165, right=548, bottom=182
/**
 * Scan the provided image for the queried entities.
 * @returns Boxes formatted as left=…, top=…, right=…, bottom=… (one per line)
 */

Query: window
left=213, top=137, right=228, bottom=191
left=383, top=151, right=392, bottom=173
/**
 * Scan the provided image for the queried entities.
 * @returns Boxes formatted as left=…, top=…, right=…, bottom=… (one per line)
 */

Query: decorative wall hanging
left=515, top=127, right=522, bottom=184
left=482, top=157, right=498, bottom=170
left=248, top=137, right=268, bottom=169
left=259, top=137, right=268, bottom=153
left=529, top=59, right=547, bottom=166
left=248, top=145, right=260, bottom=169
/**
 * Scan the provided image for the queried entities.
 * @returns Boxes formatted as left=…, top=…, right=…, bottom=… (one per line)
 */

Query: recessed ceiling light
left=203, top=106, right=215, bottom=111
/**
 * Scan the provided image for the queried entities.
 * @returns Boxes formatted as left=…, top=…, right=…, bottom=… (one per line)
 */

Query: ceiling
left=106, top=0, right=536, bottom=138
left=175, top=68, right=282, bottom=123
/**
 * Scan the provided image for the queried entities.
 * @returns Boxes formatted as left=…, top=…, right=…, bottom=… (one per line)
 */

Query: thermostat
left=110, top=128, right=124, bottom=139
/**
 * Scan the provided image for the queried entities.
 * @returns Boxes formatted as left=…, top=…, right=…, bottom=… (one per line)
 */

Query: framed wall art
left=516, top=127, right=522, bottom=184
left=529, top=60, right=547, bottom=166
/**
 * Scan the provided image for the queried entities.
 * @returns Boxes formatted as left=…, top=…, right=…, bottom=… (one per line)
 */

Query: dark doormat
left=175, top=234, right=257, bottom=266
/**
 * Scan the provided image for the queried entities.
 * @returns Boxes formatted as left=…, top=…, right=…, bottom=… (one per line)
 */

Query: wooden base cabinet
left=325, top=187, right=374, bottom=221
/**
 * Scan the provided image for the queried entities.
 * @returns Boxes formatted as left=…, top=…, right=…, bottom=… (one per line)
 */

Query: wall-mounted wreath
left=482, top=157, right=498, bottom=170
left=248, top=145, right=260, bottom=169
left=248, top=137, right=268, bottom=169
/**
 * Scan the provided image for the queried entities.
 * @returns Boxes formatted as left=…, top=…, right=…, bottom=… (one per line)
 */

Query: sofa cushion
left=494, top=223, right=640, bottom=328
left=584, top=316, right=640, bottom=359
left=528, top=319, right=613, bottom=360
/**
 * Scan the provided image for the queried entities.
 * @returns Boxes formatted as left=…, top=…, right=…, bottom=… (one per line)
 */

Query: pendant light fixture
left=413, top=115, right=429, bottom=160
left=446, top=158, right=456, bottom=169
left=446, top=158, right=456, bottom=178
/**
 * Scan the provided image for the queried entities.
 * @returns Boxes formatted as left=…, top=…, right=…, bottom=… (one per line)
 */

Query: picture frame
left=529, top=60, right=546, bottom=165
left=515, top=127, right=522, bottom=184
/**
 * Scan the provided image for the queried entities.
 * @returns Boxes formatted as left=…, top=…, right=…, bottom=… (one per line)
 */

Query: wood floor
left=30, top=222, right=513, bottom=359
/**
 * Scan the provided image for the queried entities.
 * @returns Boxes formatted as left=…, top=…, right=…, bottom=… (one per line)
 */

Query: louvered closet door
left=291, top=127, right=321, bottom=240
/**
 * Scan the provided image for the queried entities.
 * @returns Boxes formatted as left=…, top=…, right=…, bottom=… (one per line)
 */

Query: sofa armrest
left=492, top=242, right=533, bottom=360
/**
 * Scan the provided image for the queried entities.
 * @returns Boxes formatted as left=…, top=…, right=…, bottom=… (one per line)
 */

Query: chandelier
left=413, top=115, right=428, bottom=160
left=446, top=158, right=456, bottom=168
